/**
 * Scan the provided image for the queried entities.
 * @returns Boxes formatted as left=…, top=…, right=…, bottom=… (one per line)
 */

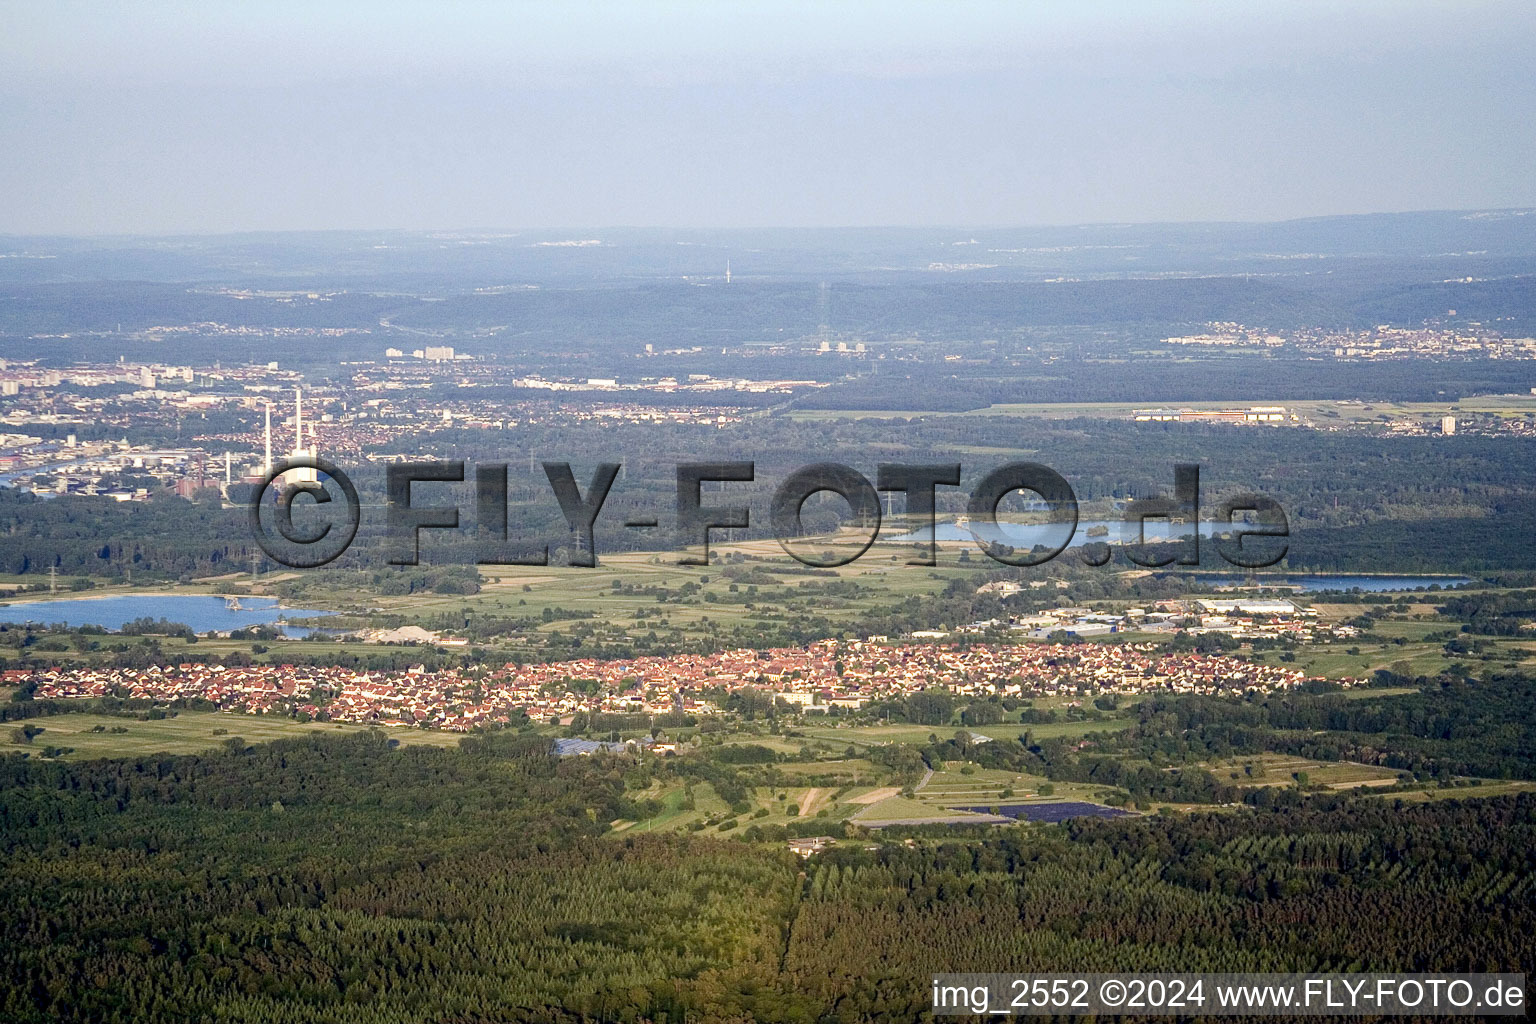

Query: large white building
left=1195, top=599, right=1305, bottom=617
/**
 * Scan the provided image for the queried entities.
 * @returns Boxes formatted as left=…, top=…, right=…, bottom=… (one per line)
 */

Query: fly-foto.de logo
left=248, top=459, right=1288, bottom=571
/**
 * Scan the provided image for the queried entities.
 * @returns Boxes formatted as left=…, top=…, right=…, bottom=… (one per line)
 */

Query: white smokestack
left=294, top=387, right=303, bottom=451
left=263, top=403, right=272, bottom=474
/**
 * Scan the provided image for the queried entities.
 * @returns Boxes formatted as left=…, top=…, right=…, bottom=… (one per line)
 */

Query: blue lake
left=0, top=595, right=331, bottom=634
left=955, top=802, right=1133, bottom=823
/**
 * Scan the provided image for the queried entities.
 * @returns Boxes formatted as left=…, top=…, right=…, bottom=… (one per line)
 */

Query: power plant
left=287, top=387, right=318, bottom=482
left=250, top=388, right=318, bottom=486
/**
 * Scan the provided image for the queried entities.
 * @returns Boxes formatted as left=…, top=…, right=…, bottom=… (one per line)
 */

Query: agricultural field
left=1392, top=779, right=1536, bottom=802
left=1202, top=753, right=1405, bottom=790
left=617, top=778, right=896, bottom=835
left=847, top=762, right=1123, bottom=825
left=770, top=756, right=883, bottom=779
left=0, top=709, right=465, bottom=760
left=1247, top=621, right=1536, bottom=680
left=795, top=715, right=1129, bottom=748
left=1196, top=752, right=1536, bottom=800
left=259, top=541, right=1000, bottom=655
left=616, top=780, right=734, bottom=834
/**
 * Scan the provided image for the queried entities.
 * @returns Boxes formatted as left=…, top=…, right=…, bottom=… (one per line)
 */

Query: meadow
left=1, top=709, right=465, bottom=760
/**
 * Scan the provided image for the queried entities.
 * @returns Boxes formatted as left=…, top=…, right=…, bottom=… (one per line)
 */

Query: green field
left=1248, top=616, right=1536, bottom=679
left=266, top=542, right=1003, bottom=654
left=796, top=714, right=1128, bottom=749
left=848, top=762, right=1122, bottom=823
left=1, top=710, right=466, bottom=760
left=1202, top=753, right=1403, bottom=789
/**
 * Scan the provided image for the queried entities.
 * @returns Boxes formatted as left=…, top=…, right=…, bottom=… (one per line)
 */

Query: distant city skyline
left=3, top=1, right=1534, bottom=235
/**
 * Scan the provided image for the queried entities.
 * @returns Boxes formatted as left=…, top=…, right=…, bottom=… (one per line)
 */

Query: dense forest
left=1120, top=674, right=1536, bottom=781
left=2, top=730, right=1532, bottom=1022
left=781, top=798, right=1536, bottom=1019
left=891, top=672, right=1536, bottom=793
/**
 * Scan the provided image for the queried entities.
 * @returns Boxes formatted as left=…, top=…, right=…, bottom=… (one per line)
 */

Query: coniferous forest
left=3, top=730, right=1532, bottom=1023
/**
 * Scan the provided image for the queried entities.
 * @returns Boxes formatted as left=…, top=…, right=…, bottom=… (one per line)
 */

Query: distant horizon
left=3, top=206, right=1533, bottom=243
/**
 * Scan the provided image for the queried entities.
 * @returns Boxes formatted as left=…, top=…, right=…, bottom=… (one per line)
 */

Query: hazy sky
left=2, top=0, right=1534, bottom=234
